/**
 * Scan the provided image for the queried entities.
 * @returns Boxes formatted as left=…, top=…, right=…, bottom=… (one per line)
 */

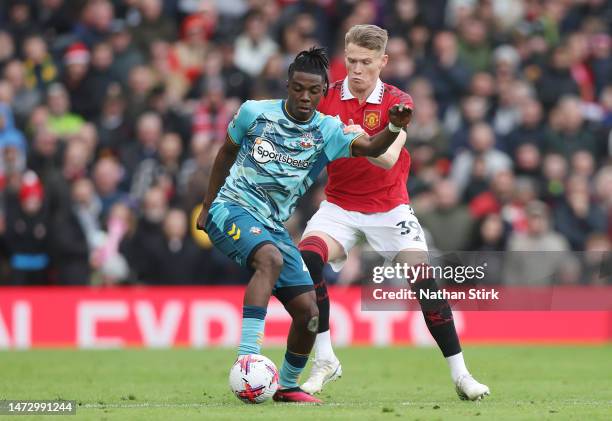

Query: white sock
left=313, top=330, right=335, bottom=361
left=446, top=352, right=469, bottom=382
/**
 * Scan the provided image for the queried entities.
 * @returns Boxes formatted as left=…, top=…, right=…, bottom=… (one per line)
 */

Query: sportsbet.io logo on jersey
left=252, top=138, right=309, bottom=169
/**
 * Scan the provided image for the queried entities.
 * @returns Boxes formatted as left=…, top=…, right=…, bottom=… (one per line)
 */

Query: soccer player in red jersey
left=299, top=25, right=489, bottom=401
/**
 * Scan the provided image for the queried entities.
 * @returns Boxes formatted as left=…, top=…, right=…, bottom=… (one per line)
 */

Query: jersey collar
left=340, top=77, right=384, bottom=104
left=282, top=100, right=316, bottom=125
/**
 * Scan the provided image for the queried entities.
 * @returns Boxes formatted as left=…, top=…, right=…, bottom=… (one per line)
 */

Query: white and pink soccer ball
left=229, top=354, right=279, bottom=404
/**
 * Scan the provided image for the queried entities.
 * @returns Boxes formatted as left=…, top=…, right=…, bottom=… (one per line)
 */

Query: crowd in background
left=0, top=0, right=611, bottom=286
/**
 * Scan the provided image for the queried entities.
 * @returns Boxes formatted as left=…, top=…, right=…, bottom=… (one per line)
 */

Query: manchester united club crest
left=364, top=110, right=381, bottom=130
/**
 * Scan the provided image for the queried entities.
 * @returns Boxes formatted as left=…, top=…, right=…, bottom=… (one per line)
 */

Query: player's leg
left=273, top=289, right=321, bottom=403
left=237, top=244, right=282, bottom=355
left=299, top=201, right=360, bottom=393
left=204, top=202, right=279, bottom=357
left=272, top=231, right=325, bottom=403
left=299, top=231, right=342, bottom=354
left=366, top=204, right=489, bottom=400
left=394, top=250, right=489, bottom=400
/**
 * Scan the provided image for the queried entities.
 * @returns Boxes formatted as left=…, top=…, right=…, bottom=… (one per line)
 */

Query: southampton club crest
left=364, top=110, right=381, bottom=130
left=299, top=132, right=315, bottom=149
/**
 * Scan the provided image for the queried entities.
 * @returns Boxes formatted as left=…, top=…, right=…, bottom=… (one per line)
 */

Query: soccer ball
left=229, top=354, right=279, bottom=404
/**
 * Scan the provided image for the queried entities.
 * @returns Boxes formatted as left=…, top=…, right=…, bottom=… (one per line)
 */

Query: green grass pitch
left=1, top=345, right=610, bottom=420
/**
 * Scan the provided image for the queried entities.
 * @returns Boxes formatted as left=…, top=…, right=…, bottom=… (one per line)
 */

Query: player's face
left=286, top=71, right=325, bottom=121
left=345, top=43, right=388, bottom=94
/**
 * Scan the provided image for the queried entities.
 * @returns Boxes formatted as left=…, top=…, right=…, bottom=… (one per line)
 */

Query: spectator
left=125, top=65, right=155, bottom=121
left=73, top=0, right=114, bottom=47
left=553, top=175, right=607, bottom=251
left=5, top=0, right=38, bottom=56
left=252, top=54, right=286, bottom=99
left=3, top=59, right=42, bottom=125
left=130, top=0, right=177, bottom=54
left=189, top=45, right=252, bottom=102
left=92, top=156, right=126, bottom=219
left=447, top=95, right=488, bottom=155
left=123, top=112, right=162, bottom=197
left=471, top=212, right=510, bottom=284
left=541, top=153, right=569, bottom=207
left=131, top=186, right=167, bottom=281
left=89, top=41, right=115, bottom=110
left=381, top=37, right=416, bottom=89
left=0, top=104, right=27, bottom=158
left=491, top=80, right=532, bottom=139
left=590, top=33, right=612, bottom=97
left=52, top=178, right=100, bottom=285
left=178, top=135, right=216, bottom=210
left=192, top=79, right=235, bottom=143
left=95, top=84, right=131, bottom=154
left=3, top=171, right=51, bottom=285
left=450, top=122, right=513, bottom=197
left=46, top=83, right=85, bottom=137
left=543, top=96, right=598, bottom=159
left=62, top=42, right=101, bottom=120
left=420, top=30, right=472, bottom=112
left=457, top=17, right=492, bottom=73
left=504, top=200, right=572, bottom=285
left=168, top=14, right=211, bottom=86
left=504, top=97, right=546, bottom=155
left=108, top=19, right=145, bottom=87
left=405, top=95, right=449, bottom=166
left=583, top=233, right=612, bottom=285
left=36, top=0, right=74, bottom=39
left=536, top=45, right=580, bottom=111
left=27, top=128, right=61, bottom=179
left=418, top=179, right=475, bottom=251
left=22, top=34, right=57, bottom=93
left=0, top=31, right=16, bottom=71
left=142, top=208, right=201, bottom=284
left=90, top=202, right=133, bottom=285
left=233, top=10, right=278, bottom=77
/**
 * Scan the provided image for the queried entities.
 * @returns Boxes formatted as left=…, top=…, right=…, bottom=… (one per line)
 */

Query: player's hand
left=343, top=118, right=365, bottom=134
left=388, top=103, right=412, bottom=129
left=196, top=205, right=209, bottom=231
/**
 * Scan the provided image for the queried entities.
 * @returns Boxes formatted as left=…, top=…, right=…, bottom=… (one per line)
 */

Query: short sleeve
left=321, top=116, right=364, bottom=161
left=227, top=100, right=258, bottom=145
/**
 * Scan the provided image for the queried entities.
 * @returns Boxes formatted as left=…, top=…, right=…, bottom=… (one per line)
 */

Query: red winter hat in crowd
left=181, top=14, right=215, bottom=40
left=19, top=171, right=44, bottom=202
left=64, top=42, right=90, bottom=65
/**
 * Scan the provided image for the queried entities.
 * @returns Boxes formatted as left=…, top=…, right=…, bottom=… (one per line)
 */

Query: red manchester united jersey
left=317, top=78, right=414, bottom=213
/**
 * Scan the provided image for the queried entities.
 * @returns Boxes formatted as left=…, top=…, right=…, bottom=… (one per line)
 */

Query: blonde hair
left=345, top=24, right=388, bottom=53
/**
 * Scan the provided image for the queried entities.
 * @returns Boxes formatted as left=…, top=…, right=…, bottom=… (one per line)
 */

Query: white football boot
left=301, top=357, right=343, bottom=394
left=455, top=373, right=490, bottom=401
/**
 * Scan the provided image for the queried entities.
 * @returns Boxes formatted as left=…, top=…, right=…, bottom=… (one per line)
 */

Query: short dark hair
left=288, top=46, right=329, bottom=93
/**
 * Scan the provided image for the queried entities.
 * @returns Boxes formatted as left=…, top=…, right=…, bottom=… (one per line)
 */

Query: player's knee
left=307, top=314, right=319, bottom=333
left=299, top=235, right=330, bottom=263
left=303, top=304, right=319, bottom=333
left=291, top=295, right=319, bottom=332
left=253, top=245, right=284, bottom=275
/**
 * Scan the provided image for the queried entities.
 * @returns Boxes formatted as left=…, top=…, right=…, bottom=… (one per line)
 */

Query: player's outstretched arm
left=196, top=135, right=240, bottom=230
left=367, top=129, right=407, bottom=169
left=351, top=104, right=412, bottom=158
